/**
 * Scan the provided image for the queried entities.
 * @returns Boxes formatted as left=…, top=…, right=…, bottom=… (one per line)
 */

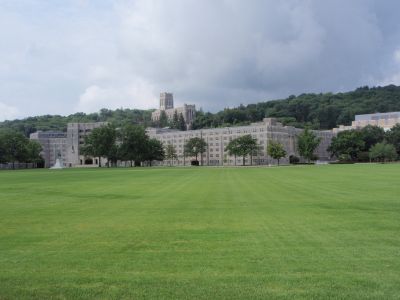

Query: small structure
left=50, top=149, right=63, bottom=169
left=50, top=158, right=63, bottom=169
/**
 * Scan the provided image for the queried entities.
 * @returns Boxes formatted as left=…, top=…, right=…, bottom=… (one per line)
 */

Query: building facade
left=29, top=131, right=67, bottom=168
left=151, top=92, right=196, bottom=129
left=333, top=111, right=400, bottom=133
left=147, top=118, right=335, bottom=166
left=65, top=122, right=108, bottom=167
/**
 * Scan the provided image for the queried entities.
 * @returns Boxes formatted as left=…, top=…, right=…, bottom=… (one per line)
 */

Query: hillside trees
left=0, top=109, right=153, bottom=136
left=4, top=85, right=400, bottom=136
left=172, top=110, right=179, bottom=129
left=159, top=111, right=168, bottom=128
left=297, top=128, right=321, bottom=163
left=192, top=85, right=400, bottom=130
left=178, top=113, right=186, bottom=131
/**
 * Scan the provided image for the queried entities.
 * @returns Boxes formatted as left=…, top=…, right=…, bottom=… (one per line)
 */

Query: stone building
left=65, top=122, right=108, bottom=167
left=333, top=111, right=400, bottom=133
left=29, top=131, right=67, bottom=168
left=151, top=92, right=196, bottom=129
left=147, top=118, right=334, bottom=166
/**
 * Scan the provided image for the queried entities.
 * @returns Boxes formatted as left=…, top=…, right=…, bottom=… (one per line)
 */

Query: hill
left=2, top=85, right=400, bottom=136
left=0, top=108, right=154, bottom=136
left=192, top=85, right=400, bottom=130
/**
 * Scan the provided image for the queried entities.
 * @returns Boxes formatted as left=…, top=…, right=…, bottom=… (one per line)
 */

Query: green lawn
left=0, top=164, right=399, bottom=299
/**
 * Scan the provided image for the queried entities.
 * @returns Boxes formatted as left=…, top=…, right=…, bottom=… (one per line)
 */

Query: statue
left=50, top=148, right=63, bottom=169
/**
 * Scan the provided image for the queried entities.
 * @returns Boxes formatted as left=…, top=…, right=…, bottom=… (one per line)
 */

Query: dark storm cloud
left=0, top=0, right=399, bottom=119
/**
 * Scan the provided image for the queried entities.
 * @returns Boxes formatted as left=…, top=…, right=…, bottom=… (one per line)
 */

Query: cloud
left=378, top=48, right=400, bottom=86
left=1, top=0, right=400, bottom=118
left=394, top=49, right=400, bottom=64
left=0, top=102, right=20, bottom=121
left=76, top=79, right=157, bottom=113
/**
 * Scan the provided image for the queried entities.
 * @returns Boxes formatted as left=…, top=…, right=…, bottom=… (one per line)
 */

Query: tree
left=386, top=124, right=400, bottom=156
left=118, top=124, right=148, bottom=167
left=360, top=125, right=385, bottom=151
left=225, top=138, right=240, bottom=165
left=26, top=140, right=43, bottom=167
left=159, top=110, right=168, bottom=128
left=172, top=110, right=179, bottom=129
left=328, top=130, right=365, bottom=162
left=0, top=131, right=7, bottom=163
left=267, top=141, right=287, bottom=166
left=184, top=137, right=207, bottom=164
left=297, top=128, right=321, bottom=163
left=81, top=124, right=117, bottom=167
left=369, top=142, right=397, bottom=163
left=178, top=113, right=186, bottom=131
left=165, top=144, right=178, bottom=166
left=0, top=130, right=29, bottom=168
left=144, top=138, right=164, bottom=166
left=225, top=134, right=258, bottom=166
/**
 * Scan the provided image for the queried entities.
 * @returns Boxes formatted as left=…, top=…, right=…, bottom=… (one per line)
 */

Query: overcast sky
left=1, top=0, right=400, bottom=121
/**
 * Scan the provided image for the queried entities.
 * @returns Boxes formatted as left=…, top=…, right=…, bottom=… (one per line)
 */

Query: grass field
left=0, top=164, right=399, bottom=299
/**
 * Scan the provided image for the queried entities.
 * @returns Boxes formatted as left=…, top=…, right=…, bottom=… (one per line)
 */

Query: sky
left=1, top=0, right=400, bottom=121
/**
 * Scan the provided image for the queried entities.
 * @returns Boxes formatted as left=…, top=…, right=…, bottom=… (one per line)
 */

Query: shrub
left=289, top=155, right=300, bottom=164
left=191, top=160, right=200, bottom=166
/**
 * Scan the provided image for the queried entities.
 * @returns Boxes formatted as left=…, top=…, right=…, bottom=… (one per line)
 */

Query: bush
left=289, top=155, right=300, bottom=164
left=357, top=151, right=370, bottom=162
left=191, top=160, right=200, bottom=166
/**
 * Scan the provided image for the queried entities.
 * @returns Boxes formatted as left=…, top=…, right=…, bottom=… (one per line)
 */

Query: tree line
left=0, top=129, right=43, bottom=168
left=328, top=124, right=400, bottom=163
left=192, top=85, right=400, bottom=130
left=2, top=85, right=400, bottom=136
left=81, top=124, right=165, bottom=167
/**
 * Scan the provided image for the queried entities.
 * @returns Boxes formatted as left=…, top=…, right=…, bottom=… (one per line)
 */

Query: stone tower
left=160, top=92, right=174, bottom=110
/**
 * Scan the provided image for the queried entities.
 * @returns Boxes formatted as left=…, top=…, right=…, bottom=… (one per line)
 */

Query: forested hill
left=0, top=109, right=154, bottom=137
left=2, top=85, right=400, bottom=136
left=192, top=85, right=400, bottom=130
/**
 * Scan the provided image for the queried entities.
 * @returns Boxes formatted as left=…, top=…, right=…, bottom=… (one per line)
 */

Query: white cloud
left=394, top=49, right=400, bottom=64
left=0, top=102, right=20, bottom=121
left=76, top=79, right=158, bottom=113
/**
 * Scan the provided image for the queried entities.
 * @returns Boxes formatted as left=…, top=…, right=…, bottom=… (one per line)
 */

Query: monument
left=50, top=148, right=63, bottom=169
